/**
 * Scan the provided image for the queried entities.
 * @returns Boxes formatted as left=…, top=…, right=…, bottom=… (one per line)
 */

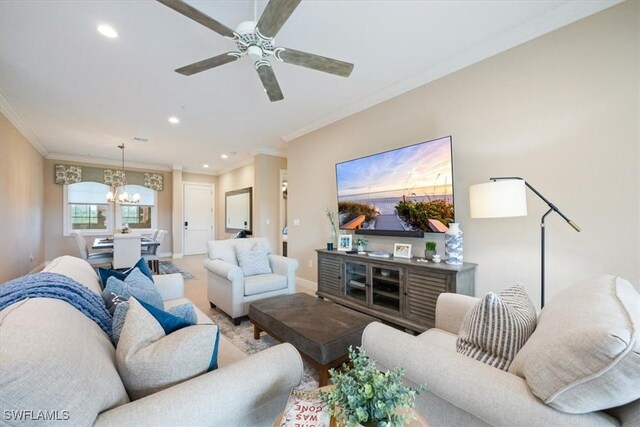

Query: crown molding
left=252, top=147, right=287, bottom=158
left=181, top=167, right=218, bottom=176
left=281, top=0, right=621, bottom=142
left=46, top=152, right=172, bottom=171
left=0, top=91, right=49, bottom=156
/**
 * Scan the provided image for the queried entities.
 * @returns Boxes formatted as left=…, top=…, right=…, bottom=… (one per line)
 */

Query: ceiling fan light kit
left=157, top=0, right=354, bottom=102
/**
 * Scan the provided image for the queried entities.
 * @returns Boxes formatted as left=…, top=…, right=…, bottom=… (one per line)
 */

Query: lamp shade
left=470, top=179, right=527, bottom=218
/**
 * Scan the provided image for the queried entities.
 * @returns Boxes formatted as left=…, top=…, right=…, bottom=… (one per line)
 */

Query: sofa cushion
left=116, top=298, right=220, bottom=400
left=43, top=255, right=102, bottom=295
left=244, top=273, right=287, bottom=296
left=236, top=245, right=272, bottom=276
left=457, top=283, right=537, bottom=371
left=509, top=275, right=640, bottom=413
left=98, top=257, right=154, bottom=288
left=102, top=267, right=164, bottom=314
left=0, top=298, right=129, bottom=425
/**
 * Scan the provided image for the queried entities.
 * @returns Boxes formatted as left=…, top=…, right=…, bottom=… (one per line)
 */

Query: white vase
left=445, top=223, right=463, bottom=265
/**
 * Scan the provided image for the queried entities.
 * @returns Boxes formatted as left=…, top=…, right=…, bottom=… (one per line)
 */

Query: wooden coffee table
left=249, top=293, right=377, bottom=386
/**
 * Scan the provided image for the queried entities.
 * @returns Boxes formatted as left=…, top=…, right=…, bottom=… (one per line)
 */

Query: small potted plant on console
left=354, top=238, right=369, bottom=253
left=424, top=241, right=437, bottom=260
left=321, top=347, right=424, bottom=427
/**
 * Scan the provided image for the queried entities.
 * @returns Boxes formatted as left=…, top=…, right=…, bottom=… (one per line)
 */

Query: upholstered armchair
left=203, top=238, right=298, bottom=325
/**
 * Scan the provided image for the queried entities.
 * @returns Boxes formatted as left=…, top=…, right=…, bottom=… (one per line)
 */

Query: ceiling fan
left=157, top=0, right=354, bottom=102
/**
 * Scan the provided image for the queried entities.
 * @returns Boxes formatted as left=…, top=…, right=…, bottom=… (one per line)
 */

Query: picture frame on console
left=338, top=234, right=353, bottom=252
left=393, top=243, right=412, bottom=258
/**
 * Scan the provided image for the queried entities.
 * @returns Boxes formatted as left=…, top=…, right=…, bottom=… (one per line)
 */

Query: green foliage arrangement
left=338, top=202, right=378, bottom=225
left=354, top=238, right=369, bottom=247
left=395, top=198, right=454, bottom=231
left=321, top=347, right=424, bottom=427
left=425, top=241, right=436, bottom=251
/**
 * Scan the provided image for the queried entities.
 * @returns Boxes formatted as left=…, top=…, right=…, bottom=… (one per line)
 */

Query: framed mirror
left=225, top=187, right=252, bottom=235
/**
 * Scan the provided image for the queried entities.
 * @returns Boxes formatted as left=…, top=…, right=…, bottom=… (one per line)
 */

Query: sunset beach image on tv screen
left=336, top=136, right=454, bottom=233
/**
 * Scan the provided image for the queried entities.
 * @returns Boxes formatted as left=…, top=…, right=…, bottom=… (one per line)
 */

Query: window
left=64, top=183, right=157, bottom=235
left=115, top=185, right=157, bottom=231
left=64, top=182, right=112, bottom=235
left=121, top=205, right=152, bottom=229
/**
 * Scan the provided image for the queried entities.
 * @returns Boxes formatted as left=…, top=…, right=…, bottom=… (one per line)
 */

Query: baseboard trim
left=28, top=262, right=46, bottom=275
left=158, top=252, right=172, bottom=258
left=296, top=277, right=317, bottom=294
left=172, top=253, right=184, bottom=259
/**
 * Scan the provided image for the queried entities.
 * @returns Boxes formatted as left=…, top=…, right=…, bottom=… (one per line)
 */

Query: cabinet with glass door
left=370, top=264, right=402, bottom=314
left=344, top=260, right=368, bottom=306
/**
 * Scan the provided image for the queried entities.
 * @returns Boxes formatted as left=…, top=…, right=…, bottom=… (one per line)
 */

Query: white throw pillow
left=235, top=244, right=272, bottom=276
left=457, top=283, right=537, bottom=371
left=509, top=275, right=640, bottom=413
left=116, top=298, right=220, bottom=400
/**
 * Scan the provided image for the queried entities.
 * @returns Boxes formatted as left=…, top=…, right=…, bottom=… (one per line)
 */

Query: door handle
left=184, top=221, right=188, bottom=229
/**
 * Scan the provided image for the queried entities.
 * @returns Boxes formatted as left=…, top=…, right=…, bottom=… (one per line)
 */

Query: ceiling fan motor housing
left=235, top=20, right=275, bottom=61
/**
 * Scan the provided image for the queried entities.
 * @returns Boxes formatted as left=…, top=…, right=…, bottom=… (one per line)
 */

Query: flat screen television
left=335, top=136, right=454, bottom=238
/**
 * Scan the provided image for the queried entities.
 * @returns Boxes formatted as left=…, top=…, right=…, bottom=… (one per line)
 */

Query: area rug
left=158, top=261, right=195, bottom=280
left=208, top=309, right=319, bottom=391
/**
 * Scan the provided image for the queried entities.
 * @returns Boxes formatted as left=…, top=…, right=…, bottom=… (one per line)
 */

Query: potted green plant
left=354, top=238, right=369, bottom=252
left=424, top=241, right=437, bottom=260
left=321, top=347, right=424, bottom=427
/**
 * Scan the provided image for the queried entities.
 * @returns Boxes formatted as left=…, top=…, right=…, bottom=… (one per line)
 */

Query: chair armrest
left=95, top=343, right=303, bottom=427
left=268, top=254, right=298, bottom=276
left=362, top=323, right=614, bottom=426
left=152, top=273, right=184, bottom=301
left=203, top=259, right=243, bottom=283
left=434, top=293, right=478, bottom=334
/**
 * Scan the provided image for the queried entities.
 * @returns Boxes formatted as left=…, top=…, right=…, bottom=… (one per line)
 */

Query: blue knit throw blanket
left=0, top=272, right=113, bottom=341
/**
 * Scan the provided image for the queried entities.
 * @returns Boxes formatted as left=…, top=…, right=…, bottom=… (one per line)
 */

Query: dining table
left=91, top=237, right=160, bottom=250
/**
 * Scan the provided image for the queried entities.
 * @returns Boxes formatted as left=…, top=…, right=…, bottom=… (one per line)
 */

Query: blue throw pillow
left=102, top=268, right=163, bottom=315
left=138, top=300, right=196, bottom=335
left=99, top=257, right=154, bottom=288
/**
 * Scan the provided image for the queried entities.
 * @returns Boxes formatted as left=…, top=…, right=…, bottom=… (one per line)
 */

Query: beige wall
left=0, top=113, right=45, bottom=282
left=254, top=154, right=287, bottom=252
left=216, top=163, right=255, bottom=240
left=43, top=159, right=173, bottom=260
left=288, top=1, right=640, bottom=305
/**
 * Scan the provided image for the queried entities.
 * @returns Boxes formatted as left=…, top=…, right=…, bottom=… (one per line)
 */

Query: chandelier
left=106, top=143, right=140, bottom=204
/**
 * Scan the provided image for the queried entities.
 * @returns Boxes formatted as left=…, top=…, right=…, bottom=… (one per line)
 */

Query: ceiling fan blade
left=157, top=0, right=236, bottom=38
left=255, top=0, right=301, bottom=39
left=255, top=61, right=284, bottom=102
left=175, top=53, right=240, bottom=76
left=275, top=47, right=354, bottom=77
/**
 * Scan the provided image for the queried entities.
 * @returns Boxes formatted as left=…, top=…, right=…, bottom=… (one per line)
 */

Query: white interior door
left=184, top=183, right=214, bottom=256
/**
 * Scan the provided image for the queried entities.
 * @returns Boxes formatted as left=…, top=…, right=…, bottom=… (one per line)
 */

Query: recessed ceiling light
left=203, top=164, right=209, bottom=168
left=168, top=116, right=180, bottom=124
left=97, top=24, right=118, bottom=39
left=221, top=154, right=228, bottom=159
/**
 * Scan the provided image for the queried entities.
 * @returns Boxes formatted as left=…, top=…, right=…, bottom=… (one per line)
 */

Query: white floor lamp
left=469, top=177, right=581, bottom=308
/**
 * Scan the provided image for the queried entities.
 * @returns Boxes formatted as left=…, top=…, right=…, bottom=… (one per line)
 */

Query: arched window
left=115, top=185, right=157, bottom=230
left=64, top=182, right=112, bottom=235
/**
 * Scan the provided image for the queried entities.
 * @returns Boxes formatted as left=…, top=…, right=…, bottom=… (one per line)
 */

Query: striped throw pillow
left=456, top=284, right=537, bottom=371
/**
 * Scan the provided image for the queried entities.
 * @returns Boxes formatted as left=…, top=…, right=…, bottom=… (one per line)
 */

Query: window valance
left=55, top=164, right=164, bottom=191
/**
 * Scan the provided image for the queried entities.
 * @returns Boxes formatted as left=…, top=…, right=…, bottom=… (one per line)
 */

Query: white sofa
left=0, top=256, right=303, bottom=426
left=362, top=275, right=640, bottom=426
left=203, top=238, right=298, bottom=325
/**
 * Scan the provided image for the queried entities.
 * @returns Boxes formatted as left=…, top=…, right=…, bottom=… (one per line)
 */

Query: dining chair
left=113, top=233, right=142, bottom=270
left=71, top=231, right=113, bottom=268
left=143, top=230, right=167, bottom=274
